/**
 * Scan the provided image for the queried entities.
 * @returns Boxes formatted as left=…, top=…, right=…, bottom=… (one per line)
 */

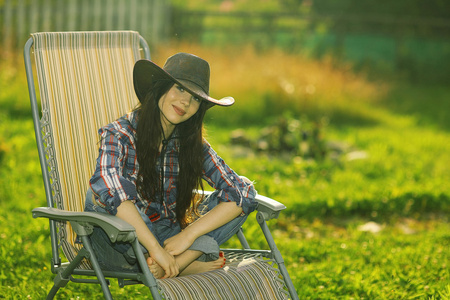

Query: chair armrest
left=32, top=207, right=136, bottom=243
left=198, top=190, right=286, bottom=220
left=254, top=194, right=286, bottom=220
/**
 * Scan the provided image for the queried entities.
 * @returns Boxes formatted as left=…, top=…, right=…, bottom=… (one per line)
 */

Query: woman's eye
left=193, top=97, right=201, bottom=103
left=176, top=86, right=185, bottom=93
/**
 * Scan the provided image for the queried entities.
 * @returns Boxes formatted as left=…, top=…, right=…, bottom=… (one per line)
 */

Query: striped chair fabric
left=158, top=252, right=289, bottom=299
left=32, top=31, right=141, bottom=268
left=31, top=31, right=291, bottom=299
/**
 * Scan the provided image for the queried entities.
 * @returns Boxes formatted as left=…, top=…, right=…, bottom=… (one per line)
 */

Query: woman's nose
left=180, top=94, right=192, bottom=106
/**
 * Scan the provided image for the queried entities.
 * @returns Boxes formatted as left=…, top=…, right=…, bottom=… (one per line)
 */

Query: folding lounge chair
left=24, top=31, right=299, bottom=300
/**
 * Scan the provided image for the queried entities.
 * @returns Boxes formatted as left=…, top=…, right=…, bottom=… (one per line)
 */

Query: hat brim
left=133, top=59, right=235, bottom=107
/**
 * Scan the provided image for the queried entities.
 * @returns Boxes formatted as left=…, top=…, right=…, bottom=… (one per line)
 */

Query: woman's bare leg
left=179, top=251, right=226, bottom=276
left=147, top=251, right=225, bottom=279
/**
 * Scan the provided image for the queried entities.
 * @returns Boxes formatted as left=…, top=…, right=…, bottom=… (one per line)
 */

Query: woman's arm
left=89, top=116, right=178, bottom=277
left=163, top=201, right=243, bottom=256
left=202, top=142, right=258, bottom=215
left=165, top=142, right=257, bottom=256
left=116, top=200, right=179, bottom=278
left=89, top=120, right=139, bottom=215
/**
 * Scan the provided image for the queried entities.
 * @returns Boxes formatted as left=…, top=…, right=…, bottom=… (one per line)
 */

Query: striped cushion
left=31, top=31, right=292, bottom=299
left=158, top=257, right=289, bottom=300
left=32, top=31, right=141, bottom=268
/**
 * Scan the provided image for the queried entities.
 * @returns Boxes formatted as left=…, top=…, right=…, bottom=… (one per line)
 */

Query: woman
left=84, top=52, right=257, bottom=279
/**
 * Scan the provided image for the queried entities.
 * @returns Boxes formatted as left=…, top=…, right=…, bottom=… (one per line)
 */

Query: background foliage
left=1, top=0, right=449, bottom=299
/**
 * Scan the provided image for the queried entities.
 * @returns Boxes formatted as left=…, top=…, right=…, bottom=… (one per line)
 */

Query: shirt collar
left=129, top=110, right=180, bottom=151
left=127, top=110, right=139, bottom=131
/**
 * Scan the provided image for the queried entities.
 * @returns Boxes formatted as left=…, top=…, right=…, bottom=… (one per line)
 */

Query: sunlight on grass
left=1, top=44, right=449, bottom=299
left=152, top=42, right=389, bottom=127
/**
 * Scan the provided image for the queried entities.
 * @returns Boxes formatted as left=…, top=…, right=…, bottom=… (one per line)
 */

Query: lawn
left=0, top=45, right=449, bottom=299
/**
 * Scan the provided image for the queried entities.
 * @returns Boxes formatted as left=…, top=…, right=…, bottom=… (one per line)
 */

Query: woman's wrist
left=147, top=242, right=166, bottom=256
left=142, top=233, right=165, bottom=251
left=184, top=201, right=243, bottom=238
left=181, top=225, right=200, bottom=241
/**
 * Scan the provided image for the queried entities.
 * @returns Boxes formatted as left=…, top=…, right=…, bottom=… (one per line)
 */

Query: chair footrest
left=71, top=276, right=111, bottom=285
left=222, top=248, right=273, bottom=259
left=158, top=256, right=290, bottom=300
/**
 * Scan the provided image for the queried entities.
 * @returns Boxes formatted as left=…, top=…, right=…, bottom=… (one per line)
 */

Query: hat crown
left=133, top=53, right=234, bottom=107
left=163, top=53, right=210, bottom=94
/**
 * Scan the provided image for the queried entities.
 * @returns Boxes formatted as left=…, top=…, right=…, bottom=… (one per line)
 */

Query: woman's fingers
left=150, top=247, right=179, bottom=279
left=163, top=232, right=195, bottom=256
left=161, top=263, right=179, bottom=279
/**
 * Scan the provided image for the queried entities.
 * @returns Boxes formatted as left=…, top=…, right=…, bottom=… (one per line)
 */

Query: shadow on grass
left=206, top=97, right=381, bottom=129
left=0, top=103, right=32, bottom=120
left=378, top=83, right=450, bottom=131
left=287, top=192, right=450, bottom=222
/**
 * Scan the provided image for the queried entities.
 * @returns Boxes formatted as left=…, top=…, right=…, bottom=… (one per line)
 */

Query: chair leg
left=46, top=279, right=64, bottom=300
left=46, top=247, right=89, bottom=299
left=236, top=227, right=251, bottom=249
left=80, top=236, right=113, bottom=300
left=45, top=241, right=110, bottom=299
left=130, top=238, right=162, bottom=300
left=256, top=211, right=299, bottom=300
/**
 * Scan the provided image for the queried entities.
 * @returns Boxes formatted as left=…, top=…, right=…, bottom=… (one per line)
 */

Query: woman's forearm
left=116, top=200, right=179, bottom=278
left=185, top=201, right=243, bottom=241
left=163, top=201, right=243, bottom=256
left=116, top=200, right=161, bottom=251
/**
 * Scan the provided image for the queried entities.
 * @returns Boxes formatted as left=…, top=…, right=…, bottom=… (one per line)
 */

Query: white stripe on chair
left=32, top=31, right=141, bottom=267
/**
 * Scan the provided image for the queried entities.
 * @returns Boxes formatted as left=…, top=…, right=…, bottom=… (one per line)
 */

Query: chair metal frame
left=24, top=31, right=299, bottom=300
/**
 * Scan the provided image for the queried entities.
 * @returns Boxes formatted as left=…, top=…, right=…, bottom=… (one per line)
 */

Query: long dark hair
left=135, top=80, right=208, bottom=227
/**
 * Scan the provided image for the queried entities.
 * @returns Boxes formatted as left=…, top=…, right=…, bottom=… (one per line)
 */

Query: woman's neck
left=160, top=115, right=175, bottom=141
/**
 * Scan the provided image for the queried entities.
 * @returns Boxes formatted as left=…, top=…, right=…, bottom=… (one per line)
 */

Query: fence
left=171, top=10, right=450, bottom=82
left=172, top=10, right=450, bottom=43
left=0, top=0, right=171, bottom=52
left=2, top=1, right=450, bottom=81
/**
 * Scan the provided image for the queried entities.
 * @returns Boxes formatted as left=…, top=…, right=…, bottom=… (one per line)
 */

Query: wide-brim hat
left=133, top=53, right=235, bottom=108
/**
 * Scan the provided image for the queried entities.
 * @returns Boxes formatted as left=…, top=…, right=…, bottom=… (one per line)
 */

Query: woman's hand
left=163, top=231, right=196, bottom=256
left=116, top=201, right=180, bottom=278
left=149, top=246, right=179, bottom=279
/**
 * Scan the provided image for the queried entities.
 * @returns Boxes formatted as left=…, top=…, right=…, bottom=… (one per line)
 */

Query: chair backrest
left=30, top=31, right=149, bottom=266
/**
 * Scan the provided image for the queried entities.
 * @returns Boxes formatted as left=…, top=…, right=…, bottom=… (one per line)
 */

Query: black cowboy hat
left=133, top=52, right=235, bottom=108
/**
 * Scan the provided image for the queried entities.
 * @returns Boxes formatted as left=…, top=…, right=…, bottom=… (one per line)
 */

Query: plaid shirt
left=89, top=111, right=257, bottom=224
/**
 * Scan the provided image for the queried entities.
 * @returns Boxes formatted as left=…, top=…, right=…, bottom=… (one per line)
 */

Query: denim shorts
left=84, top=188, right=248, bottom=272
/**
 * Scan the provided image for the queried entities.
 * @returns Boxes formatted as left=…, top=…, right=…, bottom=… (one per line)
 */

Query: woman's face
left=158, top=84, right=202, bottom=134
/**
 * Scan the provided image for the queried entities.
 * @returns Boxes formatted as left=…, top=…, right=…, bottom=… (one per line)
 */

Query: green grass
left=1, top=47, right=449, bottom=299
left=278, top=218, right=449, bottom=299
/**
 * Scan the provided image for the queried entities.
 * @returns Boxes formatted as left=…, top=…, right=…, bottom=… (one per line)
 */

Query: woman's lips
left=173, top=105, right=186, bottom=116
